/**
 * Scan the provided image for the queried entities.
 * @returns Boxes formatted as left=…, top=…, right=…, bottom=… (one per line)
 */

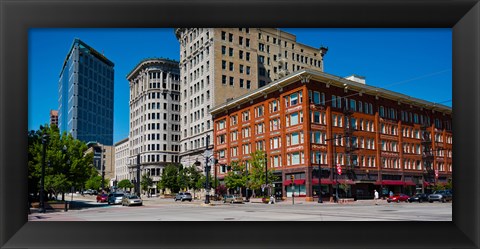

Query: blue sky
left=29, top=28, right=452, bottom=144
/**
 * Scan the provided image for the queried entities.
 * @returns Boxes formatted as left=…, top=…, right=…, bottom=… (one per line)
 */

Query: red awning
left=334, top=179, right=355, bottom=185
left=374, top=180, right=405, bottom=186
left=404, top=181, right=416, bottom=186
left=294, top=179, right=306, bottom=185
left=283, top=179, right=306, bottom=185
left=312, top=179, right=334, bottom=185
left=283, top=180, right=292, bottom=185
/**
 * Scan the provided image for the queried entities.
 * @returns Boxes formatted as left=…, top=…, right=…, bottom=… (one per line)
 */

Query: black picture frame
left=1, top=0, right=479, bottom=248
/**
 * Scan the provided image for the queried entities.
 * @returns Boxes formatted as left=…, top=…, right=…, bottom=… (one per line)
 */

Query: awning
left=404, top=181, right=416, bottom=186
left=334, top=179, right=355, bottom=185
left=312, top=179, right=334, bottom=185
left=283, top=179, right=306, bottom=185
left=294, top=179, right=305, bottom=185
left=374, top=180, right=405, bottom=186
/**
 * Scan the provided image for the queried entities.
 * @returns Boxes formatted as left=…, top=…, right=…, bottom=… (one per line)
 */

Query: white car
left=121, top=194, right=143, bottom=206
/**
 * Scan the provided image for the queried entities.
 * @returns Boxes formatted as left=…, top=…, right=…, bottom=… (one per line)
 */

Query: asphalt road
left=29, top=196, right=452, bottom=221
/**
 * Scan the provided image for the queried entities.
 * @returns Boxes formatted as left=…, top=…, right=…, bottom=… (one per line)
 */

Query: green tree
left=85, top=174, right=109, bottom=192
left=141, top=174, right=153, bottom=197
left=28, top=124, right=94, bottom=201
left=177, top=165, right=188, bottom=192
left=185, top=165, right=202, bottom=199
left=117, top=179, right=134, bottom=191
left=158, top=163, right=180, bottom=193
left=224, top=160, right=247, bottom=194
left=247, top=150, right=277, bottom=197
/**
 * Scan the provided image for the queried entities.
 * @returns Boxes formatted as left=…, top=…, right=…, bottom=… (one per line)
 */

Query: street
left=29, top=195, right=452, bottom=221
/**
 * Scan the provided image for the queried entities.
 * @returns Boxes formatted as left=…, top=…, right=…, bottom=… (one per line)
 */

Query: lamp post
left=205, top=135, right=211, bottom=204
left=39, top=132, right=49, bottom=213
left=245, top=164, right=249, bottom=202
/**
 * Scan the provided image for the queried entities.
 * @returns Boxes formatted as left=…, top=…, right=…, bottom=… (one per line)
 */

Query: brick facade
left=211, top=69, right=452, bottom=200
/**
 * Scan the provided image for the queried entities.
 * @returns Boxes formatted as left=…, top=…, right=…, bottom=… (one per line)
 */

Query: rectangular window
left=350, top=99, right=356, bottom=111
left=222, top=75, right=227, bottom=85
left=217, top=120, right=226, bottom=130
left=256, top=105, right=264, bottom=117
left=231, top=131, right=238, bottom=141
left=229, top=47, right=234, bottom=56
left=270, top=118, right=280, bottom=131
left=229, top=76, right=234, bottom=86
left=313, top=91, right=320, bottom=104
left=242, top=111, right=250, bottom=121
left=270, top=137, right=281, bottom=149
left=290, top=132, right=300, bottom=145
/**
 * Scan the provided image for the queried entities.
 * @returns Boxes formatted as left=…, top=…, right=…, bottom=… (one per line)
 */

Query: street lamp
left=245, top=164, right=250, bottom=202
left=204, top=135, right=211, bottom=204
left=39, top=132, right=49, bottom=213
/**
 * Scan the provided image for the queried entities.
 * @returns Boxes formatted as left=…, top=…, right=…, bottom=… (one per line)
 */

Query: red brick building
left=210, top=69, right=452, bottom=201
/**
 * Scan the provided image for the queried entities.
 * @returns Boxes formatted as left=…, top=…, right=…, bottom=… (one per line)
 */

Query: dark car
left=96, top=194, right=108, bottom=203
left=387, top=194, right=410, bottom=203
left=428, top=190, right=453, bottom=203
left=407, top=193, right=429, bottom=203
left=174, top=192, right=192, bottom=202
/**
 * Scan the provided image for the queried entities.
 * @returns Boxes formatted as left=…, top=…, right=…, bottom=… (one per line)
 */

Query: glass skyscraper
left=58, top=38, right=114, bottom=145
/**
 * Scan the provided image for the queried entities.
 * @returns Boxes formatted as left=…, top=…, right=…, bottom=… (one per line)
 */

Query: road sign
left=336, top=164, right=342, bottom=175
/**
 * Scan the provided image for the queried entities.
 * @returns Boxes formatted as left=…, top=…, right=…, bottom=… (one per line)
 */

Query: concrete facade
left=175, top=28, right=328, bottom=171
left=114, top=137, right=129, bottom=182
left=85, top=142, right=115, bottom=187
left=126, top=58, right=181, bottom=195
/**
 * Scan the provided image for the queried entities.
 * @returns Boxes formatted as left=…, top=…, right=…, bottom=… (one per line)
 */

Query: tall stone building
left=58, top=38, right=114, bottom=145
left=126, top=58, right=181, bottom=195
left=175, top=28, right=328, bottom=169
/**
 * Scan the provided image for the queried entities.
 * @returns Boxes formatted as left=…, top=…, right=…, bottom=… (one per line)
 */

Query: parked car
left=223, top=195, right=244, bottom=204
left=121, top=194, right=143, bottom=206
left=96, top=194, right=108, bottom=203
left=407, top=193, right=429, bottom=203
left=83, top=189, right=97, bottom=195
left=428, top=190, right=453, bottom=203
left=107, top=192, right=125, bottom=205
left=174, top=192, right=193, bottom=202
left=387, top=194, right=410, bottom=203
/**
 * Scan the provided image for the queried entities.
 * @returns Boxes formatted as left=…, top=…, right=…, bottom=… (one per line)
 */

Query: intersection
left=29, top=195, right=452, bottom=221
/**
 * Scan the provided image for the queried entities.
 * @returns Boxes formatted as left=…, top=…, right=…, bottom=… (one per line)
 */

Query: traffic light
left=290, top=175, right=294, bottom=186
